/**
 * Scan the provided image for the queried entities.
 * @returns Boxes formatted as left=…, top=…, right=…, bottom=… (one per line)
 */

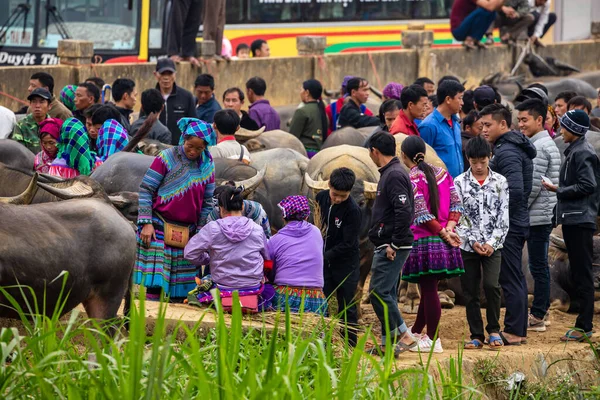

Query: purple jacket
left=248, top=99, right=281, bottom=131
left=184, top=216, right=268, bottom=288
left=266, top=220, right=324, bottom=288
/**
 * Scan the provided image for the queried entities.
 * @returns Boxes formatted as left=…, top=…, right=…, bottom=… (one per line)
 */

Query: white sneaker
left=409, top=336, right=443, bottom=353
left=407, top=327, right=425, bottom=341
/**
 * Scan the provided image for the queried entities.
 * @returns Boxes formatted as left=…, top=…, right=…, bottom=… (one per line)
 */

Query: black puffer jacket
left=556, top=136, right=600, bottom=228
left=155, top=83, right=196, bottom=145
left=490, top=130, right=537, bottom=231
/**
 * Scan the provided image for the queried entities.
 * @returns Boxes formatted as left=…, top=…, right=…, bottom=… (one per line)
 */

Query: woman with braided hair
left=400, top=135, right=465, bottom=354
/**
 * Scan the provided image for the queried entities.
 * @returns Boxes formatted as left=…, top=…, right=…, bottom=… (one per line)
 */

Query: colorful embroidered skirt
left=401, top=236, right=464, bottom=283
left=133, top=216, right=197, bottom=299
left=188, top=283, right=276, bottom=311
left=271, top=285, right=328, bottom=315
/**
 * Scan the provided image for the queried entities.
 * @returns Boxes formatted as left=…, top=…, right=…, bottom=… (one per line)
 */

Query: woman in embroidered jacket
left=48, top=117, right=95, bottom=178
left=134, top=118, right=216, bottom=301
left=400, top=136, right=464, bottom=354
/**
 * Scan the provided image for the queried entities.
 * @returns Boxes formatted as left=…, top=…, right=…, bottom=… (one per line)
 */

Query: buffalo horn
left=234, top=167, right=266, bottom=197
left=363, top=181, right=378, bottom=200
left=370, top=86, right=382, bottom=99
left=0, top=173, right=39, bottom=205
left=304, top=173, right=329, bottom=194
left=549, top=233, right=566, bottom=251
left=36, top=180, right=94, bottom=199
left=235, top=126, right=266, bottom=141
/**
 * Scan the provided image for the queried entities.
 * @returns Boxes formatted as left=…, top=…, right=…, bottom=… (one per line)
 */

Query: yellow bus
left=0, top=0, right=456, bottom=66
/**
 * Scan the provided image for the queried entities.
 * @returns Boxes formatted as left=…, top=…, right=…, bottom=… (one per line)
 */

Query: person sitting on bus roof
left=450, top=0, right=504, bottom=50
left=112, top=78, right=137, bottom=133
left=251, top=39, right=270, bottom=58
left=195, top=74, right=221, bottom=124
left=222, top=87, right=260, bottom=131
left=325, top=76, right=375, bottom=137
left=235, top=43, right=250, bottom=60
left=74, top=83, right=100, bottom=126
left=85, top=77, right=105, bottom=94
left=337, top=77, right=380, bottom=130
left=9, top=88, right=52, bottom=154
left=130, top=89, right=172, bottom=145
left=25, top=72, right=72, bottom=121
left=154, top=58, right=197, bottom=145
left=246, top=76, right=280, bottom=131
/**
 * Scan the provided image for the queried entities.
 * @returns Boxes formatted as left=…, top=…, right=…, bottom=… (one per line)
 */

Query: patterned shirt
left=454, top=168, right=510, bottom=252
left=9, top=113, right=48, bottom=154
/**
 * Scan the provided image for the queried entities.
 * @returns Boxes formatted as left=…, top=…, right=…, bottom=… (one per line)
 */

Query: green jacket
left=9, top=113, right=48, bottom=154
left=288, top=101, right=324, bottom=152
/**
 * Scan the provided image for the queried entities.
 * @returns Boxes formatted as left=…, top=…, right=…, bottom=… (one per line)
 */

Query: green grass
left=0, top=280, right=597, bottom=399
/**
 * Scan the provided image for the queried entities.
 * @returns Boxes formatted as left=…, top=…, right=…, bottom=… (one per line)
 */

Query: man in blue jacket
left=419, top=80, right=465, bottom=178
left=480, top=103, right=537, bottom=346
left=194, top=74, right=221, bottom=123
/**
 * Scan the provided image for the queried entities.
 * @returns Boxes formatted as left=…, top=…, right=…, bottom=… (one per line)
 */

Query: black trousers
left=167, top=0, right=203, bottom=57
left=562, top=225, right=595, bottom=333
left=460, top=250, right=502, bottom=341
left=323, top=263, right=360, bottom=346
left=527, top=11, right=557, bottom=38
left=499, top=229, right=529, bottom=337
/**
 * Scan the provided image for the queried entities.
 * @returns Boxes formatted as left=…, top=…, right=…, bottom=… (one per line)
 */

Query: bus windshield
left=0, top=0, right=139, bottom=50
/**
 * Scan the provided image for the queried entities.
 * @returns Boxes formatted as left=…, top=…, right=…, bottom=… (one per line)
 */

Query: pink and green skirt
left=402, top=236, right=464, bottom=283
left=133, top=216, right=197, bottom=299
left=271, top=285, right=328, bottom=315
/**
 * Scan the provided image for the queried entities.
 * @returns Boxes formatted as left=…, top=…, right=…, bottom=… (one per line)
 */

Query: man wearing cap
left=543, top=109, right=600, bottom=342
left=154, top=58, right=196, bottom=145
left=9, top=88, right=52, bottom=154
left=473, top=85, right=497, bottom=111
left=26, top=72, right=72, bottom=121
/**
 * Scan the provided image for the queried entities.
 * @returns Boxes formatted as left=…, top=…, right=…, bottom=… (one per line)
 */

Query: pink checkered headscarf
left=278, top=195, right=310, bottom=221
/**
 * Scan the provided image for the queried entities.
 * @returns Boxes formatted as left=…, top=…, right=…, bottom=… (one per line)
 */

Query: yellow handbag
left=155, top=212, right=192, bottom=248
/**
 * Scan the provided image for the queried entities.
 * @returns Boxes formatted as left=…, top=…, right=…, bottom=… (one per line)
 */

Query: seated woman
left=95, top=119, right=129, bottom=168
left=267, top=195, right=327, bottom=315
left=48, top=118, right=95, bottom=178
left=34, top=118, right=63, bottom=173
left=184, top=185, right=269, bottom=307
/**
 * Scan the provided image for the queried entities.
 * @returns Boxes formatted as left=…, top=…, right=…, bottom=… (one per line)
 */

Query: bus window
left=37, top=0, right=139, bottom=50
left=0, top=0, right=37, bottom=47
left=226, top=0, right=452, bottom=24
left=149, top=0, right=167, bottom=49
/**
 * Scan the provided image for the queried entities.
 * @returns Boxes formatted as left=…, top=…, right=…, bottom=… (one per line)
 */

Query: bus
left=2, top=0, right=585, bottom=67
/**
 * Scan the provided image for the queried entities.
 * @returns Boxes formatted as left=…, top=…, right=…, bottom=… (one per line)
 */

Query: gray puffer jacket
left=528, top=130, right=561, bottom=226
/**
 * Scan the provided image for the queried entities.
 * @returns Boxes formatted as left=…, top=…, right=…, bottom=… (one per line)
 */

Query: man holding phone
left=516, top=99, right=560, bottom=332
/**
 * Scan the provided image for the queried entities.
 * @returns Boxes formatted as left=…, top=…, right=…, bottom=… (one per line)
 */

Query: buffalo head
left=0, top=173, right=38, bottom=205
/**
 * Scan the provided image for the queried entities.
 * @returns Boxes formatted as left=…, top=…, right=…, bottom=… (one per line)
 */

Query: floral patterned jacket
left=454, top=168, right=510, bottom=252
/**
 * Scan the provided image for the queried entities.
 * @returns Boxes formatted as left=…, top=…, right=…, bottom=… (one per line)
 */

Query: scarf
left=278, top=195, right=310, bottom=221
left=59, top=85, right=77, bottom=112
left=39, top=118, right=62, bottom=158
left=97, top=119, right=129, bottom=161
left=177, top=117, right=216, bottom=146
left=55, top=118, right=95, bottom=176
left=383, top=82, right=404, bottom=100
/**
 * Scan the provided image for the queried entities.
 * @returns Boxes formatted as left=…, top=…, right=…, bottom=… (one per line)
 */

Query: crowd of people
left=1, top=58, right=600, bottom=357
left=450, top=0, right=557, bottom=49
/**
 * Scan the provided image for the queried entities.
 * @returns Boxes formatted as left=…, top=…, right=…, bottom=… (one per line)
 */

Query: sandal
left=560, top=329, right=593, bottom=342
left=394, top=340, right=418, bottom=357
left=464, top=339, right=484, bottom=349
left=499, top=331, right=521, bottom=346
left=462, top=41, right=477, bottom=51
left=488, top=334, right=504, bottom=348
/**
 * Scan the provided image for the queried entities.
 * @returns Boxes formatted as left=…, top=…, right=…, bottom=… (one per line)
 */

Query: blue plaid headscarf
left=177, top=118, right=216, bottom=146
left=97, top=119, right=129, bottom=161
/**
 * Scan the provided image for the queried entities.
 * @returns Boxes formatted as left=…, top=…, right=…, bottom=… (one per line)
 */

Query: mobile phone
left=541, top=176, right=552, bottom=185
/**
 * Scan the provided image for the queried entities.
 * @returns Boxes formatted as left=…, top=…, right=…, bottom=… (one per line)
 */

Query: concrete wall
left=0, top=40, right=599, bottom=112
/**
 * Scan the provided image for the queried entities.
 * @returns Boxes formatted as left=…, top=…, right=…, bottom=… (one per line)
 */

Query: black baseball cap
left=156, top=58, right=176, bottom=74
left=27, top=87, right=52, bottom=101
left=473, top=85, right=496, bottom=107
left=515, top=87, right=549, bottom=105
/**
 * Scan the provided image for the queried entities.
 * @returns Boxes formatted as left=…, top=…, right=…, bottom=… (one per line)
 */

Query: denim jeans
left=452, top=8, right=497, bottom=42
left=527, top=224, right=553, bottom=320
left=369, top=247, right=410, bottom=343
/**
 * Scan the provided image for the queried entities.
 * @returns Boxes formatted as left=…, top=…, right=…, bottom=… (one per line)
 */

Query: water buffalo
left=0, top=175, right=136, bottom=321
left=250, top=148, right=308, bottom=230
left=0, top=139, right=34, bottom=170
left=322, top=127, right=377, bottom=149
left=236, top=129, right=308, bottom=157
left=274, top=105, right=299, bottom=131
